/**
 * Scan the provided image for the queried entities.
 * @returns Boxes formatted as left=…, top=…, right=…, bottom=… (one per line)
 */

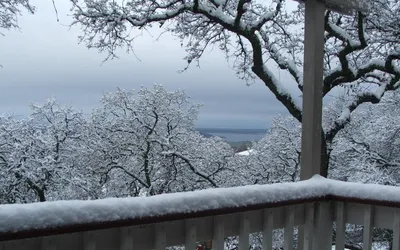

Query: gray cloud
left=0, top=0, right=302, bottom=129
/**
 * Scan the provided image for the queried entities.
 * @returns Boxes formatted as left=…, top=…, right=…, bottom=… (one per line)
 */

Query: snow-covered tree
left=0, top=116, right=30, bottom=203
left=70, top=0, right=400, bottom=177
left=329, top=89, right=400, bottom=185
left=0, top=0, right=35, bottom=33
left=0, top=99, right=93, bottom=203
left=0, top=86, right=239, bottom=203
left=88, top=85, right=234, bottom=197
left=241, top=115, right=301, bottom=185
left=242, top=90, right=399, bottom=249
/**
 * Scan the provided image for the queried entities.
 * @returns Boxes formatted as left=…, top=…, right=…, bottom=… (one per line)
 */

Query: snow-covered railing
left=1, top=175, right=400, bottom=250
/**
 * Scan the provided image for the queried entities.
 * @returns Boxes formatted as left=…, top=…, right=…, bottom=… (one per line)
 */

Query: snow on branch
left=249, top=0, right=282, bottom=31
left=261, top=37, right=303, bottom=88
left=327, top=22, right=360, bottom=47
left=323, top=53, right=400, bottom=96
left=0, top=0, right=35, bottom=32
left=325, top=81, right=397, bottom=143
left=2, top=175, right=400, bottom=236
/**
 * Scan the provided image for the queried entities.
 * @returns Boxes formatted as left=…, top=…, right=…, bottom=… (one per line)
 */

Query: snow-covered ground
left=236, top=149, right=254, bottom=155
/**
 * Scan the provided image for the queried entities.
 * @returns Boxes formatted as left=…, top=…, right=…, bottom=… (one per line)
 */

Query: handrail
left=1, top=175, right=400, bottom=242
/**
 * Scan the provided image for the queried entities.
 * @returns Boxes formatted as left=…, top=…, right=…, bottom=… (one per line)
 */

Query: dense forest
left=1, top=84, right=398, bottom=203
left=0, top=85, right=398, bottom=249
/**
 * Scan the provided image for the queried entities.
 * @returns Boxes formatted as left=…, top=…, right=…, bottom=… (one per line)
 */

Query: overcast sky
left=0, top=0, right=307, bottom=129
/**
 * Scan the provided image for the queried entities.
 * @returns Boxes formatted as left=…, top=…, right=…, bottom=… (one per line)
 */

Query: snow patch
left=236, top=149, right=254, bottom=156
left=362, top=59, right=385, bottom=69
left=374, top=83, right=387, bottom=99
left=209, top=5, right=235, bottom=26
left=250, top=11, right=274, bottom=28
left=329, top=24, right=360, bottom=47
left=338, top=108, right=351, bottom=122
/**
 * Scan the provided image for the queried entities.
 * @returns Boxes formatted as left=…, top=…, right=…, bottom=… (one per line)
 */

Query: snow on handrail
left=1, top=175, right=400, bottom=241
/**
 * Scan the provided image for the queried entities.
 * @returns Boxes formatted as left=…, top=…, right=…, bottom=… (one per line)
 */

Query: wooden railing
left=1, top=176, right=400, bottom=250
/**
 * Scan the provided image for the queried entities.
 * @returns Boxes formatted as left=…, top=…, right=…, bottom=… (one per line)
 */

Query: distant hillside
left=197, top=128, right=267, bottom=134
left=196, top=128, right=267, bottom=142
left=227, top=141, right=253, bottom=152
left=198, top=131, right=219, bottom=138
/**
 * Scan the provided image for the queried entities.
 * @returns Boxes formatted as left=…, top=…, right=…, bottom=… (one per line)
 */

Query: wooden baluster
left=262, top=209, right=274, bottom=250
left=185, top=219, right=197, bottom=250
left=363, top=205, right=373, bottom=250
left=155, top=223, right=167, bottom=250
left=41, top=236, right=56, bottom=250
left=316, top=202, right=333, bottom=250
left=335, top=202, right=346, bottom=250
left=303, top=203, right=315, bottom=250
left=284, top=207, right=295, bottom=250
left=239, top=213, right=250, bottom=250
left=297, top=225, right=304, bottom=250
left=83, top=231, right=96, bottom=250
left=212, top=216, right=225, bottom=250
left=120, top=227, right=134, bottom=250
left=393, top=209, right=400, bottom=250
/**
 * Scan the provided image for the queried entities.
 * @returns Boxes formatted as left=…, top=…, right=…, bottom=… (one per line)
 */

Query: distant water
left=197, top=128, right=267, bottom=142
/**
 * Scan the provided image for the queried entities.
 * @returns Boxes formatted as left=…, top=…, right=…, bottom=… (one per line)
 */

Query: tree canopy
left=69, top=0, right=400, bottom=176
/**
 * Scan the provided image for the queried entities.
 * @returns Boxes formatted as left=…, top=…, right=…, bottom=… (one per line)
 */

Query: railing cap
left=1, top=175, right=400, bottom=241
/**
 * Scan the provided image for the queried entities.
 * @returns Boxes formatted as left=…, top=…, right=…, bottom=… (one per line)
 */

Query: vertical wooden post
left=120, top=227, right=134, bottom=250
left=392, top=209, right=400, bottom=250
left=41, top=236, right=56, bottom=250
left=83, top=231, right=97, bottom=250
left=262, top=209, right=274, bottom=250
left=315, top=202, right=333, bottom=250
left=185, top=219, right=197, bottom=249
left=335, top=202, right=347, bottom=250
left=154, top=224, right=167, bottom=250
left=212, top=216, right=225, bottom=250
left=239, top=213, right=250, bottom=250
left=300, top=0, right=326, bottom=180
left=299, top=1, right=325, bottom=249
left=363, top=205, right=373, bottom=250
left=302, top=203, right=315, bottom=250
left=284, top=207, right=295, bottom=250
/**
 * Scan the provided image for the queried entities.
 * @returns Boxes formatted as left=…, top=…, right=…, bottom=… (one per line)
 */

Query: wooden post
left=299, top=1, right=325, bottom=249
left=300, top=0, right=326, bottom=180
left=315, top=202, right=333, bottom=250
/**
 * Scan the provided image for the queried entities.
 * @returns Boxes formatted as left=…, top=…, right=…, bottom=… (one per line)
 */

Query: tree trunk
left=37, top=189, right=46, bottom=202
left=320, top=135, right=330, bottom=178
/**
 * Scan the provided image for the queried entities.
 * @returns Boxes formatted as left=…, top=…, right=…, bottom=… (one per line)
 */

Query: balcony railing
left=1, top=175, right=400, bottom=250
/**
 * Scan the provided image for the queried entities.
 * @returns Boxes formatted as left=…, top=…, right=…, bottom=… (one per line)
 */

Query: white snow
left=125, top=5, right=190, bottom=26
left=361, top=59, right=385, bottom=69
left=209, top=5, right=235, bottom=26
left=329, top=23, right=360, bottom=47
left=338, top=108, right=351, bottom=122
left=374, top=82, right=387, bottom=99
left=250, top=11, right=274, bottom=28
left=325, top=65, right=342, bottom=79
left=236, top=149, right=254, bottom=155
left=332, top=247, right=350, bottom=250
left=392, top=59, right=400, bottom=75
left=2, top=175, right=400, bottom=234
left=213, top=0, right=226, bottom=6
left=267, top=43, right=302, bottom=86
left=395, top=79, right=400, bottom=89
left=242, top=2, right=249, bottom=11
left=261, top=65, right=303, bottom=113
